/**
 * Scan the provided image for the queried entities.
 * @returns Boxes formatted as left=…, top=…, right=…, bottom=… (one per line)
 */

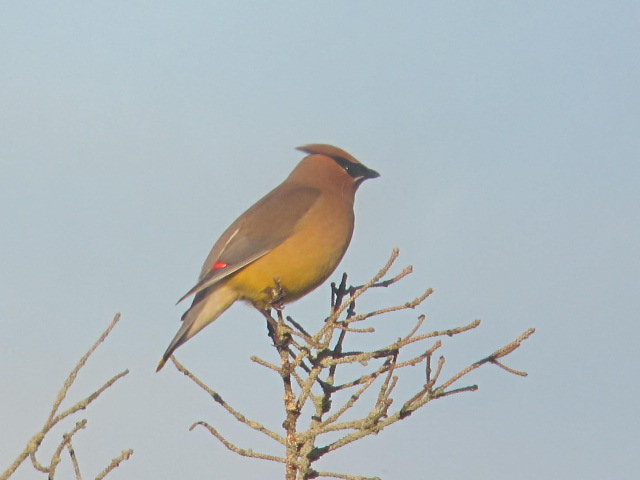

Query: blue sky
left=1, top=2, right=639, bottom=479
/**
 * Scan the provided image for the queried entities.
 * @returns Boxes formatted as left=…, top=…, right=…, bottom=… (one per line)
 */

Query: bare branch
left=94, top=450, right=134, bottom=480
left=66, top=440, right=82, bottom=480
left=251, top=355, right=281, bottom=373
left=53, top=370, right=129, bottom=426
left=314, top=471, right=381, bottom=480
left=346, top=288, right=433, bottom=323
left=48, top=420, right=87, bottom=479
left=328, top=249, right=401, bottom=322
left=1, top=314, right=131, bottom=480
left=492, top=360, right=528, bottom=377
left=437, top=328, right=536, bottom=393
left=318, top=375, right=378, bottom=427
left=171, top=356, right=286, bottom=445
left=170, top=250, right=534, bottom=480
left=190, top=422, right=286, bottom=464
left=333, top=324, right=375, bottom=333
left=47, top=315, right=122, bottom=427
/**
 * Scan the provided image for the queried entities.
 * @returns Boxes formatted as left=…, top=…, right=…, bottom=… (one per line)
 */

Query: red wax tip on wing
left=212, top=261, right=228, bottom=270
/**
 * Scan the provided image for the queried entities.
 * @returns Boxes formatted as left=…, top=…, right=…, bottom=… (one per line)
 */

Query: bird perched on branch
left=157, top=144, right=380, bottom=371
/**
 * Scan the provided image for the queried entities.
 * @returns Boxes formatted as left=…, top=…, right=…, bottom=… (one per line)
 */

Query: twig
left=314, top=471, right=381, bottom=480
left=1, top=314, right=131, bottom=480
left=48, top=420, right=87, bottom=478
left=346, top=288, right=433, bottom=323
left=328, top=249, right=401, bottom=323
left=66, top=440, right=82, bottom=480
left=170, top=250, right=535, bottom=480
left=438, top=328, right=535, bottom=392
left=94, top=450, right=134, bottom=480
left=190, top=422, right=286, bottom=464
left=250, top=355, right=281, bottom=373
left=171, top=356, right=285, bottom=445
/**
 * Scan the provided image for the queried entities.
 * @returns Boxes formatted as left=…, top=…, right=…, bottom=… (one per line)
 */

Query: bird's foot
left=264, top=278, right=286, bottom=311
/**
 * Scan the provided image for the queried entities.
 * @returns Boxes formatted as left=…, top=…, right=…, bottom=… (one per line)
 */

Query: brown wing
left=176, top=184, right=321, bottom=303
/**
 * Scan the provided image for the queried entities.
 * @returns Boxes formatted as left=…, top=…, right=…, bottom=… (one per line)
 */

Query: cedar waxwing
left=157, top=144, right=379, bottom=371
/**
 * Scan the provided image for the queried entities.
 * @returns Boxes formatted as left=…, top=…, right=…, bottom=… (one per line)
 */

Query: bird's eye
left=333, top=156, right=363, bottom=178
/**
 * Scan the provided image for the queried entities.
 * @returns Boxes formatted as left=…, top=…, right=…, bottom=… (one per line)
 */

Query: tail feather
left=156, top=285, right=238, bottom=371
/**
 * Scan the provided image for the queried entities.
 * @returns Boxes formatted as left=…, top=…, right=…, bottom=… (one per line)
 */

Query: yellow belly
left=226, top=208, right=353, bottom=307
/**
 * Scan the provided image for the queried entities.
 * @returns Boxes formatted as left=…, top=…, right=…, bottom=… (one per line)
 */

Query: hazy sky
left=2, top=2, right=639, bottom=479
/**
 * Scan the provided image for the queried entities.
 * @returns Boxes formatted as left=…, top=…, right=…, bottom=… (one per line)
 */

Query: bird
left=157, top=143, right=379, bottom=371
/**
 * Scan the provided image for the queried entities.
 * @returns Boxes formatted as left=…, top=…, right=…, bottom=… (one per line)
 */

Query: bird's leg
left=265, top=277, right=286, bottom=311
left=259, top=278, right=287, bottom=345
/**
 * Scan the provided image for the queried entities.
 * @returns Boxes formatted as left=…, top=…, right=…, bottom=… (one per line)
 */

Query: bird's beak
left=354, top=166, right=380, bottom=187
left=364, top=167, right=380, bottom=179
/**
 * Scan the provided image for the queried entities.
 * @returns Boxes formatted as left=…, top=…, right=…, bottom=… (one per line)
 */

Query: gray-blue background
left=2, top=2, right=638, bottom=479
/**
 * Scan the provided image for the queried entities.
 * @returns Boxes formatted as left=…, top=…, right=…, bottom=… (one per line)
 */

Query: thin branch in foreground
left=66, top=440, right=82, bottom=480
left=170, top=249, right=535, bottom=480
left=94, top=450, right=134, bottom=480
left=171, top=356, right=285, bottom=445
left=47, top=420, right=87, bottom=479
left=313, top=471, right=381, bottom=480
left=190, top=421, right=286, bottom=464
left=1, top=314, right=132, bottom=480
left=437, top=327, right=535, bottom=393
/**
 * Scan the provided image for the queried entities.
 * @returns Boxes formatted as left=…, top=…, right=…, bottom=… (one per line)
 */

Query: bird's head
left=291, top=144, right=380, bottom=193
